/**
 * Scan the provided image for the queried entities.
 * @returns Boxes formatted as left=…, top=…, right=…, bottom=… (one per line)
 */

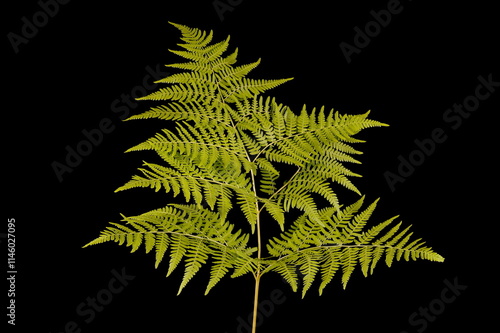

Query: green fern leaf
left=340, top=247, right=361, bottom=289
left=318, top=248, right=341, bottom=295
left=297, top=250, right=321, bottom=297
left=155, top=233, right=170, bottom=268
left=222, top=78, right=293, bottom=103
left=265, top=198, right=443, bottom=296
left=169, top=22, right=214, bottom=50
left=267, top=260, right=299, bottom=292
left=85, top=23, right=443, bottom=313
left=205, top=247, right=232, bottom=295
left=178, top=239, right=210, bottom=295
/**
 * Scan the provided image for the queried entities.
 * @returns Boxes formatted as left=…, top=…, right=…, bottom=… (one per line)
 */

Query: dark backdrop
left=5, top=1, right=498, bottom=332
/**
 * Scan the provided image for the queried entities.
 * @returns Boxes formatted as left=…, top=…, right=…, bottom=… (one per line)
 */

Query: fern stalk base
left=251, top=275, right=261, bottom=333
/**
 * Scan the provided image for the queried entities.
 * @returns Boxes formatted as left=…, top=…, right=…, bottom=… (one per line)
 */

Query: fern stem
left=251, top=163, right=262, bottom=333
left=227, top=90, right=263, bottom=332
left=251, top=274, right=262, bottom=333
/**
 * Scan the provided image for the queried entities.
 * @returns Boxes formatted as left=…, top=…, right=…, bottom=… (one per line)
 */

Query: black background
left=4, top=0, right=498, bottom=332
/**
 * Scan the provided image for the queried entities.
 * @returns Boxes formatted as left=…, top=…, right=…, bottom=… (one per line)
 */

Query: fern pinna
left=84, top=22, right=444, bottom=332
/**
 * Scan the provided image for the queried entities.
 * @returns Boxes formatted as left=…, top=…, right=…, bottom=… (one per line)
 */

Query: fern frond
left=125, top=101, right=232, bottom=129
left=86, top=22, right=443, bottom=305
left=169, top=22, right=214, bottom=50
left=222, top=78, right=293, bottom=103
left=339, top=197, right=378, bottom=243
left=137, top=83, right=215, bottom=103
left=265, top=198, right=444, bottom=297
left=230, top=248, right=260, bottom=278
left=255, top=157, right=279, bottom=195
left=258, top=197, right=286, bottom=230
left=167, top=233, right=190, bottom=277
left=178, top=238, right=210, bottom=294
left=168, top=36, right=230, bottom=64
left=296, top=250, right=321, bottom=298
left=117, top=115, right=262, bottom=222
left=318, top=248, right=341, bottom=295
left=268, top=260, right=299, bottom=292
left=217, top=59, right=262, bottom=83
left=340, top=247, right=361, bottom=289
left=154, top=233, right=169, bottom=268
left=249, top=105, right=387, bottom=166
left=205, top=247, right=232, bottom=295
left=84, top=204, right=255, bottom=294
left=154, top=71, right=216, bottom=85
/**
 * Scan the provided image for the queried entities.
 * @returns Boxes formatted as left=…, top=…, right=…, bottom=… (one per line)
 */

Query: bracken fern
left=84, top=22, right=444, bottom=333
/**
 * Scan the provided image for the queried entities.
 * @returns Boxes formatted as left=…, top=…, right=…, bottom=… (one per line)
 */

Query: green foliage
left=84, top=22, right=443, bottom=299
left=264, top=196, right=443, bottom=297
left=85, top=204, right=255, bottom=295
